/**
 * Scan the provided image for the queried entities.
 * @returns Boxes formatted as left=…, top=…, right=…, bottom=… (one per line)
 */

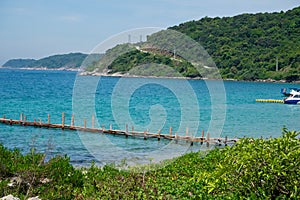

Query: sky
left=0, top=0, right=299, bottom=65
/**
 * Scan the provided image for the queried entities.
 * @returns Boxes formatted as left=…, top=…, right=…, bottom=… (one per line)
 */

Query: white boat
left=284, top=91, right=300, bottom=104
left=281, top=88, right=300, bottom=96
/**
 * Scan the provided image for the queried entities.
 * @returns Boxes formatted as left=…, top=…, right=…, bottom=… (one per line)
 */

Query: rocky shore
left=1, top=67, right=299, bottom=83
left=79, top=71, right=300, bottom=83
left=0, top=66, right=79, bottom=71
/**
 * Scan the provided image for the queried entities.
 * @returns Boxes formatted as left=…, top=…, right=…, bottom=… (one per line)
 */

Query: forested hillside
left=3, top=59, right=36, bottom=68
left=88, top=6, right=300, bottom=81
left=170, top=6, right=300, bottom=81
left=31, top=53, right=87, bottom=69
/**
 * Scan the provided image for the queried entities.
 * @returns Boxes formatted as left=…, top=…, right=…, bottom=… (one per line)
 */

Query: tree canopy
left=88, top=6, right=300, bottom=81
left=170, top=6, right=300, bottom=81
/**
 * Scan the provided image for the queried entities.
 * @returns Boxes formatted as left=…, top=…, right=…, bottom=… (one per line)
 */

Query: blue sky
left=0, top=0, right=299, bottom=65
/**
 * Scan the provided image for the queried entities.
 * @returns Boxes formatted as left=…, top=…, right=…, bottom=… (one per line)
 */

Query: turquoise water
left=0, top=69, right=299, bottom=166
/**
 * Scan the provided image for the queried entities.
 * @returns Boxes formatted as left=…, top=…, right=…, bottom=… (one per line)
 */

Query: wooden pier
left=0, top=113, right=238, bottom=146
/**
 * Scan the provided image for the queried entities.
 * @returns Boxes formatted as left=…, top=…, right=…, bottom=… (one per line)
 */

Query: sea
left=0, top=68, right=299, bottom=166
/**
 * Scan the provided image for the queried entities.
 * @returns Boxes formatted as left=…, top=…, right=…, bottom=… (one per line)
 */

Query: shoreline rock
left=0, top=66, right=80, bottom=72
left=1, top=67, right=299, bottom=83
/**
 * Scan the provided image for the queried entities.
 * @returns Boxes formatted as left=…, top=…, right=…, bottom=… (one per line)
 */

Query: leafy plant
left=0, top=129, right=299, bottom=199
left=205, top=128, right=300, bottom=199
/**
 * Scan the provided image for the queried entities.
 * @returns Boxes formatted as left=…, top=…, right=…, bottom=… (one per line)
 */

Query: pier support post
left=144, top=130, right=147, bottom=140
left=158, top=129, right=161, bottom=141
left=62, top=112, right=65, bottom=129
left=39, top=118, right=42, bottom=128
left=218, top=138, right=222, bottom=146
left=71, top=114, right=74, bottom=127
left=91, top=115, right=95, bottom=129
left=185, top=127, right=189, bottom=143
left=125, top=124, right=129, bottom=138
left=206, top=132, right=210, bottom=147
left=169, top=127, right=172, bottom=137
left=47, top=114, right=50, bottom=124
left=24, top=115, right=26, bottom=126
left=19, top=113, right=23, bottom=125
left=225, top=136, right=228, bottom=146
left=110, top=124, right=112, bottom=130
left=201, top=130, right=204, bottom=145
left=84, top=119, right=87, bottom=129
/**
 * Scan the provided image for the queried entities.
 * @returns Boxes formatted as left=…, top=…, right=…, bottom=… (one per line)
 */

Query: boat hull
left=284, top=99, right=300, bottom=104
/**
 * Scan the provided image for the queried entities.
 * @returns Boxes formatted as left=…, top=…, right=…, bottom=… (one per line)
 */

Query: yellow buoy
left=255, top=99, right=284, bottom=103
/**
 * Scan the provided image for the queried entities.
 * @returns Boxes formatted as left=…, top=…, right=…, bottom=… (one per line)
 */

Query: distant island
left=2, top=53, right=102, bottom=71
left=3, top=6, right=300, bottom=82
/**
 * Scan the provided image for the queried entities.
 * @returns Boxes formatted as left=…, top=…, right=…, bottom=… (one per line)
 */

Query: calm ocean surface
left=0, top=69, right=299, bottom=166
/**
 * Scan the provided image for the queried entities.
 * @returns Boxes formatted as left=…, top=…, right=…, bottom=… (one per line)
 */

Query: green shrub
left=205, top=128, right=300, bottom=199
left=0, top=129, right=299, bottom=199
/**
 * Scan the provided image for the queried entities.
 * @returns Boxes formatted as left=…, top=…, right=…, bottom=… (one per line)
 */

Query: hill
left=87, top=6, right=300, bottom=82
left=3, top=53, right=102, bottom=70
left=3, top=59, right=36, bottom=68
left=85, top=43, right=202, bottom=78
left=170, top=6, right=300, bottom=81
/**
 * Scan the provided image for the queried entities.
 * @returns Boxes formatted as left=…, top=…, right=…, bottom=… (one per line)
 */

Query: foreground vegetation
left=1, top=128, right=299, bottom=199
